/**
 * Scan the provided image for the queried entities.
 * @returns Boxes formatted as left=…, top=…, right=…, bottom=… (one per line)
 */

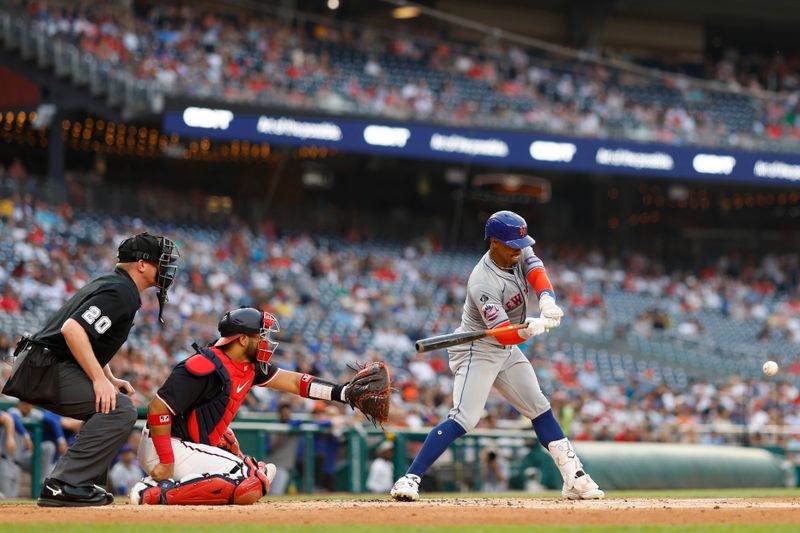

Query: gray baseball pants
left=448, top=341, right=551, bottom=431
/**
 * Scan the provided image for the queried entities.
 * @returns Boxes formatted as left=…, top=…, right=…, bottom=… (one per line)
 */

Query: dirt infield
left=4, top=498, right=800, bottom=526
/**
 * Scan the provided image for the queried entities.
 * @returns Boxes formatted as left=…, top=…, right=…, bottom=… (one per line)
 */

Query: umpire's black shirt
left=31, top=267, right=141, bottom=367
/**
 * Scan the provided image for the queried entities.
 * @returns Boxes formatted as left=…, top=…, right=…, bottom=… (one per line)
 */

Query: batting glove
left=519, top=317, right=548, bottom=339
left=538, top=294, right=563, bottom=329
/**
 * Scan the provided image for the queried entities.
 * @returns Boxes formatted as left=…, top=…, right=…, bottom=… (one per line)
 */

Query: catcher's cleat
left=129, top=481, right=147, bottom=506
left=129, top=478, right=165, bottom=505
left=390, top=474, right=420, bottom=502
left=264, top=462, right=277, bottom=484
left=561, top=471, right=605, bottom=500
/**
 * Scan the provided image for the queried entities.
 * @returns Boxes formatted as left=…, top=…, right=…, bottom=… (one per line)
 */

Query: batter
left=391, top=210, right=604, bottom=501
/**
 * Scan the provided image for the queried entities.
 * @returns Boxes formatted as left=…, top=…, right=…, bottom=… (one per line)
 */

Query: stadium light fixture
left=392, top=6, right=420, bottom=19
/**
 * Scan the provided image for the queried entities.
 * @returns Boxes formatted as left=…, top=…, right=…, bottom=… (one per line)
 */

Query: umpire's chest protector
left=184, top=347, right=254, bottom=446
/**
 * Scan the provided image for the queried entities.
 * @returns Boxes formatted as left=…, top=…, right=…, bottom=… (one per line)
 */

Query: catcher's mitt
left=344, top=361, right=391, bottom=426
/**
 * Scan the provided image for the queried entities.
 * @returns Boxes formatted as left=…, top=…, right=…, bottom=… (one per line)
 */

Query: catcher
left=130, top=306, right=390, bottom=505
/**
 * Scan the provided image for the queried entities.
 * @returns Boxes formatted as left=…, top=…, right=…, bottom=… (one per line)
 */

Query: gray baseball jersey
left=447, top=247, right=551, bottom=432
left=456, top=247, right=544, bottom=346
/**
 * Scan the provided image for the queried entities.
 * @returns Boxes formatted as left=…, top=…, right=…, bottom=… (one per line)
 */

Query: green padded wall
left=530, top=442, right=795, bottom=490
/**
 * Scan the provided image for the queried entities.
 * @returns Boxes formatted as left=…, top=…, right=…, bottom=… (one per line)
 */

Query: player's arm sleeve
left=68, top=288, right=131, bottom=339
left=253, top=363, right=280, bottom=387
left=521, top=247, right=556, bottom=300
left=156, top=365, right=212, bottom=415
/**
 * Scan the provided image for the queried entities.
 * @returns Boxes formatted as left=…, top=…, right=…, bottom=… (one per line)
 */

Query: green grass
left=3, top=526, right=800, bottom=533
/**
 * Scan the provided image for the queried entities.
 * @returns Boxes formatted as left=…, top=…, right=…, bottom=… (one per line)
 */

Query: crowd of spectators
left=710, top=48, right=800, bottom=93
left=6, top=1, right=800, bottom=152
left=1, top=168, right=799, bottom=460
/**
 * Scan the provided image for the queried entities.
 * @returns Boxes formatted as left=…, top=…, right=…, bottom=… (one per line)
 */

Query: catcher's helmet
left=215, top=307, right=280, bottom=369
left=484, top=210, right=535, bottom=249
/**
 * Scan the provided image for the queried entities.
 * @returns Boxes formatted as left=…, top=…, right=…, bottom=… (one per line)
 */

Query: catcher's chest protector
left=184, top=347, right=254, bottom=446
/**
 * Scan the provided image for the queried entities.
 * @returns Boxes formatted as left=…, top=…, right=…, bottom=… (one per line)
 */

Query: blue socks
left=532, top=409, right=565, bottom=448
left=405, top=411, right=562, bottom=479
left=407, top=418, right=466, bottom=478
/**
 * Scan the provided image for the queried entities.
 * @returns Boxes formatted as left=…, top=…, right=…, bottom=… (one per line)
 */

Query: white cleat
left=264, top=463, right=277, bottom=483
left=129, top=480, right=155, bottom=506
left=390, top=474, right=420, bottom=501
left=562, top=471, right=605, bottom=500
left=547, top=438, right=605, bottom=500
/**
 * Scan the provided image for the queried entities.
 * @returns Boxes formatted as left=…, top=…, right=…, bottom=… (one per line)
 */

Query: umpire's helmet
left=118, top=232, right=179, bottom=325
left=215, top=307, right=280, bottom=369
left=484, top=210, right=535, bottom=249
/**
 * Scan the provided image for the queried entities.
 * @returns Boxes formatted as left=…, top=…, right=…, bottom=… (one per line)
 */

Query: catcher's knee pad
left=242, top=456, right=275, bottom=497
left=233, top=475, right=265, bottom=505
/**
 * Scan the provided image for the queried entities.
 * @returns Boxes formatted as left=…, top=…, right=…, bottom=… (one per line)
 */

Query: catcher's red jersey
left=156, top=346, right=278, bottom=445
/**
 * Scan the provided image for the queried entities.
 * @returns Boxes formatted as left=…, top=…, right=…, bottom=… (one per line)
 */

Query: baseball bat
left=415, top=323, right=528, bottom=353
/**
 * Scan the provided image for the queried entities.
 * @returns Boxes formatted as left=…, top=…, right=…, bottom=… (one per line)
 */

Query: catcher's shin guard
left=132, top=462, right=276, bottom=506
left=165, top=475, right=236, bottom=505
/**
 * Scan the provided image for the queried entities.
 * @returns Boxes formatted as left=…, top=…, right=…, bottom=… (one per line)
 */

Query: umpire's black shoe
left=93, top=484, right=115, bottom=505
left=37, top=478, right=113, bottom=507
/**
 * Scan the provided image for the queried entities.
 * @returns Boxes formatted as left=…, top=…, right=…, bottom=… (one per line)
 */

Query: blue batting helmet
left=485, top=210, right=535, bottom=249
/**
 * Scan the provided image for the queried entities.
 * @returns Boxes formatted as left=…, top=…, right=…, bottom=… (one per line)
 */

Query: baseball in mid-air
left=762, top=361, right=779, bottom=377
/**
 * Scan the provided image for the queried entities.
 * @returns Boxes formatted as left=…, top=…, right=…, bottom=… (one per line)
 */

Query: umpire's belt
left=14, top=337, right=69, bottom=360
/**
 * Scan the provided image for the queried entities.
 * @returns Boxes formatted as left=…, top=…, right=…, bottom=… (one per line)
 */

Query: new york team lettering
left=504, top=293, right=524, bottom=311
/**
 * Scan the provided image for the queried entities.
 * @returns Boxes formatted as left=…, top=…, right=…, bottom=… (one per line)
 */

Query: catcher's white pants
left=137, top=428, right=246, bottom=480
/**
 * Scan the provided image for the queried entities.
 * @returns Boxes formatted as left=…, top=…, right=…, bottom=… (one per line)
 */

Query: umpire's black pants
left=5, top=344, right=137, bottom=487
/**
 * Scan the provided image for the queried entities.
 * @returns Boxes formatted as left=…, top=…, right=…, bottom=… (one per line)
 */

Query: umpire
left=2, top=232, right=179, bottom=506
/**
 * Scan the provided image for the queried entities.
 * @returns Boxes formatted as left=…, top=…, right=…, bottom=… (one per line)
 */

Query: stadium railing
left=0, top=11, right=159, bottom=119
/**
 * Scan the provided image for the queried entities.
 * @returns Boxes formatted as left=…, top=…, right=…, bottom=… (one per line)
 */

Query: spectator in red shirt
left=0, top=287, right=21, bottom=313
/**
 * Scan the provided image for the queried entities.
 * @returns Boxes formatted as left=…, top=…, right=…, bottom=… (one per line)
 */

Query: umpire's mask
left=118, top=232, right=180, bottom=325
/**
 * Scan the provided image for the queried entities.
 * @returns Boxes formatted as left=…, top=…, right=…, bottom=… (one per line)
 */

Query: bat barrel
left=415, top=330, right=484, bottom=352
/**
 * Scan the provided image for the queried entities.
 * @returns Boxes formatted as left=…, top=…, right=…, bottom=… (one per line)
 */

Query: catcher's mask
left=215, top=307, right=280, bottom=371
left=117, top=232, right=180, bottom=325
